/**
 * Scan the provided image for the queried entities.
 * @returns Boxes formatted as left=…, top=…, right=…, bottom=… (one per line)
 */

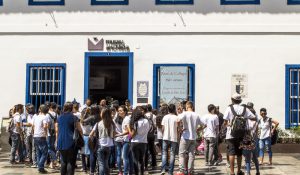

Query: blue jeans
left=116, top=142, right=123, bottom=173
left=90, top=152, right=97, bottom=173
left=162, top=140, right=178, bottom=174
left=10, top=133, right=24, bottom=162
left=259, top=137, right=272, bottom=159
left=122, top=142, right=134, bottom=175
left=47, top=136, right=57, bottom=162
left=243, top=147, right=260, bottom=174
left=34, top=137, right=48, bottom=170
left=98, top=146, right=110, bottom=175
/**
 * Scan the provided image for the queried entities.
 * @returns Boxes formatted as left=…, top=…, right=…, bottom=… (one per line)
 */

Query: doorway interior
left=84, top=52, right=133, bottom=105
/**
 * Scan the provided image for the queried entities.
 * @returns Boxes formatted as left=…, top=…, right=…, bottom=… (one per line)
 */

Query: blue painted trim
left=152, top=64, right=195, bottom=109
left=0, top=0, right=3, bottom=6
left=288, top=0, right=300, bottom=5
left=156, top=0, right=193, bottom=5
left=221, top=0, right=260, bottom=5
left=28, top=0, right=65, bottom=6
left=84, top=52, right=133, bottom=105
left=91, top=0, right=128, bottom=5
left=285, top=64, right=300, bottom=129
left=25, top=63, right=67, bottom=106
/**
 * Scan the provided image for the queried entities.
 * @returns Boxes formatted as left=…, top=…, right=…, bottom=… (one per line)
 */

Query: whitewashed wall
left=0, top=35, right=300, bottom=129
left=1, top=0, right=300, bottom=128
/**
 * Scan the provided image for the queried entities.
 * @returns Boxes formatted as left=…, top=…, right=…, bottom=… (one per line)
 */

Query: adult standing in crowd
left=23, top=104, right=36, bottom=165
left=161, top=104, right=179, bottom=175
left=223, top=94, right=256, bottom=175
left=177, top=101, right=202, bottom=175
left=56, top=102, right=83, bottom=175
left=128, top=107, right=150, bottom=175
left=258, top=108, right=279, bottom=165
left=32, top=104, right=49, bottom=174
left=9, top=104, right=24, bottom=164
left=47, top=102, right=58, bottom=169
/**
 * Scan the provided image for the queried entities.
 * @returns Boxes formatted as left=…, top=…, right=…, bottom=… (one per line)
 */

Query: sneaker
left=31, top=164, right=37, bottom=168
left=38, top=169, right=48, bottom=174
left=226, top=163, right=230, bottom=168
left=161, top=170, right=166, bottom=175
left=9, top=161, right=16, bottom=165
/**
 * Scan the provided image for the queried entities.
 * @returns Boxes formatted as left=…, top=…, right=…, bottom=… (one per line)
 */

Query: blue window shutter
left=156, top=0, right=193, bottom=5
left=91, top=0, right=129, bottom=5
left=221, top=0, right=260, bottom=5
left=28, top=0, right=65, bottom=6
left=288, top=0, right=300, bottom=5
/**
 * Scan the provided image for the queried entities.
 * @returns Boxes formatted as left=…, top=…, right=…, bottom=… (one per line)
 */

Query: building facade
left=1, top=0, right=300, bottom=129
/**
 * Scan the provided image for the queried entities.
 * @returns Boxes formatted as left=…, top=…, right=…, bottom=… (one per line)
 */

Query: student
left=144, top=104, right=157, bottom=170
left=128, top=107, right=150, bottom=175
left=258, top=108, right=279, bottom=165
left=90, top=107, right=115, bottom=175
left=80, top=98, right=92, bottom=113
left=56, top=102, right=83, bottom=175
left=161, top=104, right=180, bottom=175
left=156, top=105, right=168, bottom=152
left=223, top=94, right=256, bottom=175
left=9, top=104, right=25, bottom=164
left=241, top=102, right=260, bottom=175
left=73, top=103, right=81, bottom=120
left=202, top=104, right=219, bottom=166
left=215, top=106, right=225, bottom=163
left=47, top=102, right=58, bottom=169
left=177, top=101, right=202, bottom=175
left=32, top=104, right=49, bottom=174
left=114, top=105, right=128, bottom=175
left=23, top=104, right=35, bottom=164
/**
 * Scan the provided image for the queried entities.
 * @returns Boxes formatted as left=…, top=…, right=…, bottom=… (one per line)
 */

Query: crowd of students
left=7, top=93, right=279, bottom=175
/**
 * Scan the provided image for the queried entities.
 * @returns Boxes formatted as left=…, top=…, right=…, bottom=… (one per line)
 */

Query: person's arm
left=271, top=119, right=279, bottom=135
left=127, top=124, right=136, bottom=138
left=55, top=123, right=59, bottom=142
left=76, top=121, right=83, bottom=136
left=43, top=120, right=48, bottom=136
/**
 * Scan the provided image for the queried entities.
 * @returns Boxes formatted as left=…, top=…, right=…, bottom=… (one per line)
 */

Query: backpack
left=48, top=112, right=57, bottom=136
left=268, top=118, right=278, bottom=145
left=147, top=114, right=156, bottom=140
left=230, top=105, right=247, bottom=139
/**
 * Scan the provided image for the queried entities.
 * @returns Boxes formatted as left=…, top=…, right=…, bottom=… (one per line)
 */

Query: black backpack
left=230, top=105, right=247, bottom=139
left=147, top=114, right=156, bottom=140
left=48, top=112, right=57, bottom=136
left=268, top=118, right=278, bottom=145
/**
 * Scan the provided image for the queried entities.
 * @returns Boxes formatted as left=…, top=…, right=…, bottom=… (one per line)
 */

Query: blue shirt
left=57, top=113, right=78, bottom=150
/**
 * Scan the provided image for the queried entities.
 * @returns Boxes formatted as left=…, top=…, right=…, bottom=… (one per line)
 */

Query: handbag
left=73, top=117, right=84, bottom=148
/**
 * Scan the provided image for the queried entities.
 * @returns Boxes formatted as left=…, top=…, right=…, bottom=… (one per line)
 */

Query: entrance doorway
left=84, top=52, right=133, bottom=105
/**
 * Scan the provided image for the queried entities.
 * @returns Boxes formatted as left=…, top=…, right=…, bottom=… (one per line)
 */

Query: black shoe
left=256, top=173, right=260, bottom=175
left=237, top=171, right=245, bottom=175
left=38, top=169, right=48, bottom=174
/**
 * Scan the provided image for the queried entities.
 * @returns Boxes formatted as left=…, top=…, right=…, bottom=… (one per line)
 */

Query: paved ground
left=0, top=152, right=300, bottom=175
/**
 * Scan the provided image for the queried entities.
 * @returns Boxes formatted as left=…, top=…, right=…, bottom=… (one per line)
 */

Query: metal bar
left=30, top=68, right=33, bottom=104
left=38, top=67, right=41, bottom=111
left=57, top=68, right=60, bottom=105
left=298, top=70, right=300, bottom=127
left=52, top=67, right=55, bottom=103
left=35, top=68, right=38, bottom=113
left=290, top=69, right=292, bottom=126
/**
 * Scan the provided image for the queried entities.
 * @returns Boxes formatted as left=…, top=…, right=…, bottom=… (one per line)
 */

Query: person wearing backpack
left=223, top=94, right=256, bottom=175
left=258, top=108, right=279, bottom=166
left=46, top=102, right=58, bottom=169
left=9, top=104, right=25, bottom=164
left=160, top=104, right=180, bottom=175
left=144, top=104, right=157, bottom=170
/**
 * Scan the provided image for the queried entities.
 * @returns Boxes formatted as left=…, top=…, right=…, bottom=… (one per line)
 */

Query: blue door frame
left=84, top=52, right=134, bottom=104
left=153, top=64, right=195, bottom=109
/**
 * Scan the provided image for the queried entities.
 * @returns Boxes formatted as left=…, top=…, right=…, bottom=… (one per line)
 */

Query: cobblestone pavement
left=0, top=152, right=300, bottom=175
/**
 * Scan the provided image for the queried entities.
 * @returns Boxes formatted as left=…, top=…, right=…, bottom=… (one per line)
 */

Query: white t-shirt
left=223, top=104, right=256, bottom=140
left=92, top=122, right=114, bottom=147
left=259, top=117, right=272, bottom=140
left=180, top=111, right=202, bottom=140
left=122, top=115, right=131, bottom=142
left=73, top=112, right=81, bottom=120
left=12, top=113, right=22, bottom=134
left=201, top=114, right=219, bottom=138
left=157, top=128, right=163, bottom=140
left=114, top=116, right=124, bottom=142
left=81, top=123, right=93, bottom=136
left=47, top=111, right=57, bottom=136
left=162, top=114, right=180, bottom=142
left=145, top=112, right=157, bottom=127
left=32, top=114, right=48, bottom=138
left=131, top=118, right=150, bottom=143
left=25, top=114, right=35, bottom=135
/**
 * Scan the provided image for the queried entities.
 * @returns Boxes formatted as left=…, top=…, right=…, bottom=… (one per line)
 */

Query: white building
left=0, top=0, right=300, bottom=129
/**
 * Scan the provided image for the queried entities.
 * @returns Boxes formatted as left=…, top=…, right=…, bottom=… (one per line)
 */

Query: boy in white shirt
left=161, top=104, right=180, bottom=175
left=177, top=101, right=202, bottom=175
left=202, top=104, right=219, bottom=166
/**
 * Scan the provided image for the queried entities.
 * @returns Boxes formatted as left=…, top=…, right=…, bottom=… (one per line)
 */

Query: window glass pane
left=291, top=70, right=298, bottom=83
left=291, top=111, right=298, bottom=123
left=291, top=84, right=298, bottom=97
left=159, top=66, right=188, bottom=106
left=291, top=98, right=298, bottom=110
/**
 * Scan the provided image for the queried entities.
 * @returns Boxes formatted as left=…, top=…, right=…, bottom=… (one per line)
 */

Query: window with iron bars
left=26, top=64, right=66, bottom=112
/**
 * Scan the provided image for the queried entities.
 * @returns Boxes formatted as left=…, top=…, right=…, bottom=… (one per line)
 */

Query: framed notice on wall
left=231, top=74, right=248, bottom=98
